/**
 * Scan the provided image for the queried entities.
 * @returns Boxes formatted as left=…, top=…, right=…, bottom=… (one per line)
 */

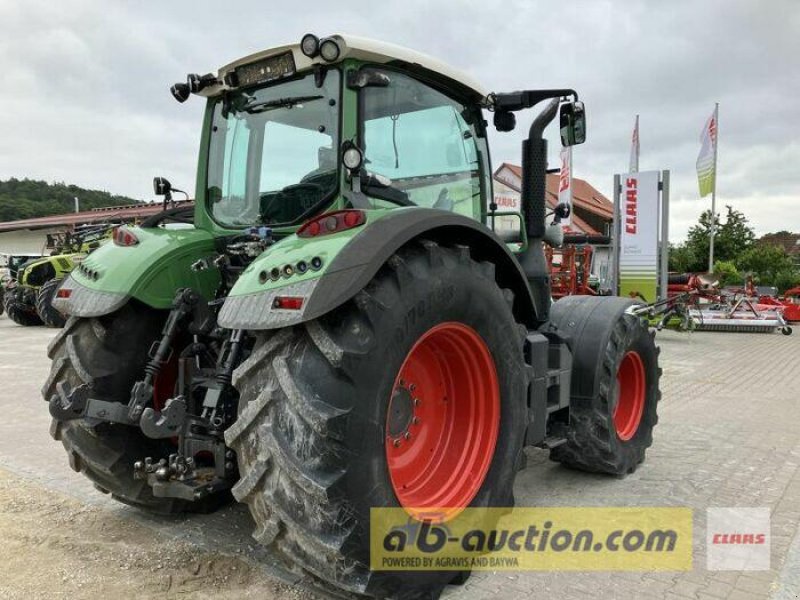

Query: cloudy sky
left=0, top=0, right=797, bottom=239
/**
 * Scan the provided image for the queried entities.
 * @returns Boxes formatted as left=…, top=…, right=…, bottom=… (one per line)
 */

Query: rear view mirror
left=553, top=202, right=571, bottom=222
left=559, top=101, right=586, bottom=146
left=153, top=176, right=172, bottom=197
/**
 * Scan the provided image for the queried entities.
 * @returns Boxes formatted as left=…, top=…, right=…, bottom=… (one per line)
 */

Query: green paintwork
left=70, top=227, right=221, bottom=308
left=228, top=208, right=393, bottom=297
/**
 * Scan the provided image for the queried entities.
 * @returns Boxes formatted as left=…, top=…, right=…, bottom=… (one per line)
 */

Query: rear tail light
left=273, top=296, right=304, bottom=310
left=297, top=210, right=366, bottom=238
left=56, top=288, right=72, bottom=299
left=113, top=226, right=139, bottom=246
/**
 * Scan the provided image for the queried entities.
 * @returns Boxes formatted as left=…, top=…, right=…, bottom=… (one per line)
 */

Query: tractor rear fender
left=54, top=227, right=221, bottom=318
left=546, top=295, right=640, bottom=401
left=218, top=208, right=537, bottom=330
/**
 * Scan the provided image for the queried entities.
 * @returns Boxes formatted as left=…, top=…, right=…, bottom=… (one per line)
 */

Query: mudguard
left=218, top=207, right=537, bottom=330
left=546, top=295, right=640, bottom=400
left=55, top=227, right=220, bottom=317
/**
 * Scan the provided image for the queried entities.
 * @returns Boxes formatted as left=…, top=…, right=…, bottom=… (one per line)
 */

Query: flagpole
left=708, top=102, right=719, bottom=273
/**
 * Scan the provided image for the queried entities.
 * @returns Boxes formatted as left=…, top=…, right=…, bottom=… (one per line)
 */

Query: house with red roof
left=492, top=162, right=613, bottom=237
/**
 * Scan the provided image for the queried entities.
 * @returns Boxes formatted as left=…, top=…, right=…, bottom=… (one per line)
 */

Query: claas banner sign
left=618, top=170, right=660, bottom=302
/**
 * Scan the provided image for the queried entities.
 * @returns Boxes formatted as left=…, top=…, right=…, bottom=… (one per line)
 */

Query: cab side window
left=361, top=70, right=482, bottom=215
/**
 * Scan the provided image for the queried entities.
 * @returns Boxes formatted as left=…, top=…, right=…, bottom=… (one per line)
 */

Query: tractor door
left=357, top=68, right=491, bottom=221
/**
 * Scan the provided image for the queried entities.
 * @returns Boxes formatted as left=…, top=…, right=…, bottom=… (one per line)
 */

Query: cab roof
left=214, top=34, right=488, bottom=101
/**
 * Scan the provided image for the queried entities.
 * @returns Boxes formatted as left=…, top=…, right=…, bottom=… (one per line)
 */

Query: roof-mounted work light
left=301, top=33, right=320, bottom=58
left=170, top=73, right=218, bottom=103
left=319, top=38, right=341, bottom=62
left=170, top=82, right=190, bottom=103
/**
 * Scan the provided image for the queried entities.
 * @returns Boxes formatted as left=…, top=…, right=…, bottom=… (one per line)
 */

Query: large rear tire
left=226, top=241, right=528, bottom=599
left=44, top=305, right=207, bottom=513
left=36, top=277, right=67, bottom=328
left=548, top=296, right=660, bottom=475
left=4, top=286, right=42, bottom=326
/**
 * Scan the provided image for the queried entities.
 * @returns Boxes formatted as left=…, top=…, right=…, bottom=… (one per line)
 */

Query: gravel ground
left=0, top=468, right=317, bottom=600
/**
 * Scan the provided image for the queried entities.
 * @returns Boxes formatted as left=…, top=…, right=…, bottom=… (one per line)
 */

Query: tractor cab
left=188, top=35, right=496, bottom=237
left=176, top=34, right=583, bottom=247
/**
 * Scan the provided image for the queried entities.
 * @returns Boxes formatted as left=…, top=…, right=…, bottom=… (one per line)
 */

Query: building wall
left=0, top=228, right=59, bottom=255
left=491, top=179, right=522, bottom=236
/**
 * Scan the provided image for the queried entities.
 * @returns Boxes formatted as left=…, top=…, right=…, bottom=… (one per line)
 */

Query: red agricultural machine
left=545, top=234, right=613, bottom=298
left=641, top=273, right=792, bottom=334
left=752, top=285, right=800, bottom=323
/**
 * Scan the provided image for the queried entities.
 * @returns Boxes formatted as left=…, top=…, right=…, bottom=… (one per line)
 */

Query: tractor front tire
left=548, top=296, right=660, bottom=475
left=44, top=305, right=206, bottom=513
left=227, top=241, right=528, bottom=600
left=4, top=286, right=42, bottom=326
left=36, top=278, right=67, bottom=328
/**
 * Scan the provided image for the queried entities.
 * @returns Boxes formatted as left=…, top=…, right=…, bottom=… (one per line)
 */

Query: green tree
left=0, top=178, right=142, bottom=222
left=775, top=270, right=800, bottom=293
left=685, top=205, right=755, bottom=268
left=668, top=242, right=701, bottom=273
left=737, top=244, right=798, bottom=291
left=712, top=260, right=741, bottom=287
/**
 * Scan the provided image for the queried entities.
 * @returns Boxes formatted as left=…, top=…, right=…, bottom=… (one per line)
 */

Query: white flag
left=629, top=115, right=640, bottom=173
left=696, top=106, right=718, bottom=197
left=558, top=145, right=572, bottom=225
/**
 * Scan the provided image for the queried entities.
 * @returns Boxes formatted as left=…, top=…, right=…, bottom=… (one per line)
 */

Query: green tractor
left=1, top=252, right=44, bottom=317
left=45, top=35, right=660, bottom=599
left=4, top=224, right=115, bottom=327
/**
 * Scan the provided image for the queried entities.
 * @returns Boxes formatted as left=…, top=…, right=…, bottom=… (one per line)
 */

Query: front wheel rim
left=385, top=322, right=500, bottom=520
left=613, top=350, right=646, bottom=441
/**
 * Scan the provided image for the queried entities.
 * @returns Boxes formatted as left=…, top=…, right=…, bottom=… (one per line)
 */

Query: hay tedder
left=638, top=272, right=792, bottom=335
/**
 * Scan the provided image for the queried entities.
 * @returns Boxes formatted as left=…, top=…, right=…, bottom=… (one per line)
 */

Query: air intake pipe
left=518, top=98, right=560, bottom=322
left=521, top=98, right=559, bottom=240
